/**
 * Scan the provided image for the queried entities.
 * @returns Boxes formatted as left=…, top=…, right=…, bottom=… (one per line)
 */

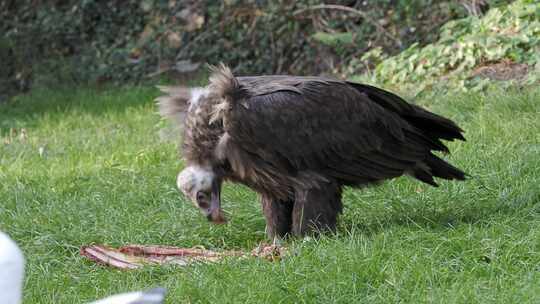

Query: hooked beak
left=207, top=178, right=226, bottom=224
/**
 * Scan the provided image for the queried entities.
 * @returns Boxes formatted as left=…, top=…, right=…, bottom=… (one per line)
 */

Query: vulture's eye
left=196, top=191, right=207, bottom=201
left=196, top=191, right=209, bottom=208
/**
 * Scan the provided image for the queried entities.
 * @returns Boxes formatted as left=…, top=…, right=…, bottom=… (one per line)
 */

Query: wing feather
left=220, top=76, right=464, bottom=186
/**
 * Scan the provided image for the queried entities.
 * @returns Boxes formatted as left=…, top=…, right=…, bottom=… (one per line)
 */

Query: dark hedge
left=0, top=0, right=512, bottom=100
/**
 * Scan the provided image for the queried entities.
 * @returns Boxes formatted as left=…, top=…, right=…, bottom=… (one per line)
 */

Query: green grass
left=1, top=84, right=539, bottom=303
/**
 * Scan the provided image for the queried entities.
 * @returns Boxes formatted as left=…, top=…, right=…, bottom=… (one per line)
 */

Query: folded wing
left=222, top=76, right=465, bottom=187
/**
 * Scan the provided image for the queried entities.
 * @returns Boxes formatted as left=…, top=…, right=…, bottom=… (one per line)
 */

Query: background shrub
left=0, top=0, right=515, bottom=101
left=355, top=0, right=539, bottom=96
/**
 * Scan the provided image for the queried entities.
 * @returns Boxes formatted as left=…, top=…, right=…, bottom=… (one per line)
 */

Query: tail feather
left=350, top=83, right=467, bottom=186
left=425, top=153, right=466, bottom=181
left=412, top=167, right=439, bottom=187
left=350, top=83, right=466, bottom=143
left=405, top=108, right=466, bottom=142
left=411, top=154, right=466, bottom=186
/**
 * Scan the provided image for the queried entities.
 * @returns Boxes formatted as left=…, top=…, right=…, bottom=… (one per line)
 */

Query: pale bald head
left=176, top=165, right=226, bottom=223
left=176, top=165, right=215, bottom=202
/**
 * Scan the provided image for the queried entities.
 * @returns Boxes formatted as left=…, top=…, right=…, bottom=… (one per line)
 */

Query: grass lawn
left=1, top=84, right=539, bottom=303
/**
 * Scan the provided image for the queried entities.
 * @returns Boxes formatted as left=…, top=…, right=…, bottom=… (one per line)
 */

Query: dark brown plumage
left=158, top=64, right=466, bottom=238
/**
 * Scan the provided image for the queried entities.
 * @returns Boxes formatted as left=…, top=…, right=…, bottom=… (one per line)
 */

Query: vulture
left=157, top=64, right=466, bottom=238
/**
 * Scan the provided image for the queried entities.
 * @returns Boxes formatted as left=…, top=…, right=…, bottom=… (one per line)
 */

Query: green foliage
left=1, top=0, right=482, bottom=98
left=1, top=83, right=540, bottom=303
left=1, top=0, right=148, bottom=88
left=361, top=0, right=540, bottom=96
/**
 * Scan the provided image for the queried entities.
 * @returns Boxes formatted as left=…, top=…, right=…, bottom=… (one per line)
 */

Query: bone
left=81, top=244, right=286, bottom=270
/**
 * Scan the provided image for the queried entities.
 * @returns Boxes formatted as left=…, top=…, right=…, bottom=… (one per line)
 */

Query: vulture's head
left=176, top=166, right=226, bottom=224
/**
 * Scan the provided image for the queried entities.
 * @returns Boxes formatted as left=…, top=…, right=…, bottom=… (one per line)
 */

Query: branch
left=293, top=4, right=402, bottom=48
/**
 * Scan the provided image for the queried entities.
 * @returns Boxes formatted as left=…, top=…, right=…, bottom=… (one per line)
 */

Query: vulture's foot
left=251, top=241, right=287, bottom=261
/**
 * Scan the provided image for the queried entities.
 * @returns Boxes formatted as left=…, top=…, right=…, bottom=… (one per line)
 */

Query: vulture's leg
left=292, top=182, right=343, bottom=236
left=260, top=195, right=294, bottom=239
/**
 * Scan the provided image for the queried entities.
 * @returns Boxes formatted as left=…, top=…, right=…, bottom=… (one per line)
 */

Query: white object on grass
left=0, top=231, right=25, bottom=304
left=88, top=287, right=167, bottom=304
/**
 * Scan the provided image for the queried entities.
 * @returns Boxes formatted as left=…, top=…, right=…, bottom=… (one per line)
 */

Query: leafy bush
left=1, top=0, right=486, bottom=98
left=357, top=0, right=539, bottom=96
left=0, top=0, right=519, bottom=101
left=0, top=0, right=149, bottom=93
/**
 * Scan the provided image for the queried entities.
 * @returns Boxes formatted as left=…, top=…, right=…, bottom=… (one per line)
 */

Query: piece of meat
left=80, top=244, right=286, bottom=269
